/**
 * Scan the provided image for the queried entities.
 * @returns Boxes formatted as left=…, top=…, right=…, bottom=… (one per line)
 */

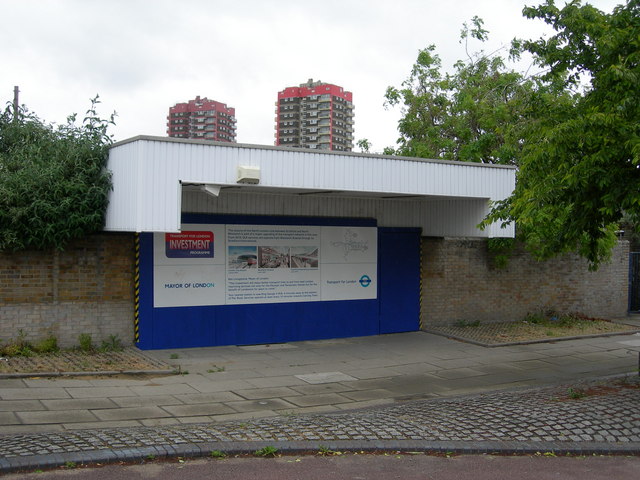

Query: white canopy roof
left=105, top=136, right=515, bottom=237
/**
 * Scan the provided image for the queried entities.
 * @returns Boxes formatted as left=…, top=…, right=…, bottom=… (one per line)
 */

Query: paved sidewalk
left=1, top=332, right=639, bottom=473
left=1, top=332, right=639, bottom=434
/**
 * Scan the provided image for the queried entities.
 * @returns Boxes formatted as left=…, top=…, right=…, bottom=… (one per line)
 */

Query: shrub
left=35, top=335, right=59, bottom=354
left=78, top=333, right=94, bottom=352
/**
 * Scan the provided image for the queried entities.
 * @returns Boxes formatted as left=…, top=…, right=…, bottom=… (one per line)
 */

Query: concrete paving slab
left=111, top=395, right=182, bottom=408
left=427, top=358, right=481, bottom=369
left=0, top=400, right=44, bottom=412
left=0, top=412, right=20, bottom=425
left=87, top=378, right=153, bottom=386
left=295, top=372, right=358, bottom=384
left=573, top=351, right=632, bottom=362
left=225, top=398, right=298, bottom=413
left=273, top=405, right=340, bottom=416
left=92, top=406, right=172, bottom=421
left=0, top=379, right=26, bottom=388
left=173, top=392, right=244, bottom=404
left=199, top=370, right=261, bottom=380
left=22, top=378, right=94, bottom=388
left=62, top=420, right=141, bottom=430
left=208, top=410, right=279, bottom=422
left=393, top=392, right=442, bottom=402
left=232, top=386, right=302, bottom=400
left=346, top=367, right=402, bottom=380
left=509, top=359, right=555, bottom=369
left=391, top=362, right=442, bottom=375
left=252, top=365, right=329, bottom=377
left=473, top=364, right=531, bottom=375
left=284, top=393, right=352, bottom=407
left=0, top=424, right=64, bottom=434
left=435, top=376, right=510, bottom=393
left=140, top=418, right=181, bottom=427
left=41, top=398, right=118, bottom=410
left=66, top=386, right=134, bottom=398
left=16, top=409, right=97, bottom=424
left=538, top=355, right=587, bottom=367
left=289, top=383, right=353, bottom=395
left=339, top=378, right=397, bottom=391
left=427, top=349, right=479, bottom=360
left=161, top=403, right=236, bottom=417
left=339, top=358, right=409, bottom=370
left=128, top=384, right=200, bottom=396
left=0, top=388, right=70, bottom=400
left=177, top=416, right=214, bottom=424
left=384, top=377, right=450, bottom=396
left=187, top=379, right=255, bottom=393
left=432, top=368, right=488, bottom=380
left=341, top=389, right=396, bottom=402
left=335, top=398, right=395, bottom=410
left=245, top=375, right=308, bottom=389
left=239, top=344, right=299, bottom=351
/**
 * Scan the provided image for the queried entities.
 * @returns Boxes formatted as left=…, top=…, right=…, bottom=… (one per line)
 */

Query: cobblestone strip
left=0, top=348, right=173, bottom=376
left=1, top=377, right=638, bottom=473
left=425, top=323, right=640, bottom=347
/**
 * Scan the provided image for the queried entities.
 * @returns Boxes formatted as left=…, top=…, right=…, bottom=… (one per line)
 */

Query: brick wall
left=0, top=233, right=135, bottom=348
left=421, top=237, right=630, bottom=327
left=2, top=232, right=630, bottom=345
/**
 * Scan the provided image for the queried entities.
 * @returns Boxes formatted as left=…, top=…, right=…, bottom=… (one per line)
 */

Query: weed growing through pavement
left=254, top=446, right=279, bottom=457
left=567, top=387, right=587, bottom=399
left=210, top=450, right=227, bottom=458
left=317, top=445, right=341, bottom=456
left=170, top=353, right=179, bottom=359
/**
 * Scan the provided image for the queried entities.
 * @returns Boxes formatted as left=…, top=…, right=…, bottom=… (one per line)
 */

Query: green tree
left=384, top=17, right=537, bottom=165
left=0, top=96, right=115, bottom=251
left=486, top=0, right=640, bottom=268
left=356, top=138, right=371, bottom=153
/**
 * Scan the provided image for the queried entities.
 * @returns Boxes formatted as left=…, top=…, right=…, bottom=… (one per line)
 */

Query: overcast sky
left=0, top=0, right=621, bottom=152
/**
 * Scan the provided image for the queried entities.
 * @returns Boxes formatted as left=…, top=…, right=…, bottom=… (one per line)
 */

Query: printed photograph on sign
left=165, top=231, right=214, bottom=258
left=258, top=246, right=291, bottom=269
left=228, top=246, right=257, bottom=270
left=290, top=246, right=319, bottom=268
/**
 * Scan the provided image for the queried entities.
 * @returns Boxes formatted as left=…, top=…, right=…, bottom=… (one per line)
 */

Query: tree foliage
left=486, top=0, right=640, bottom=268
left=0, top=97, right=115, bottom=252
left=384, top=17, right=538, bottom=165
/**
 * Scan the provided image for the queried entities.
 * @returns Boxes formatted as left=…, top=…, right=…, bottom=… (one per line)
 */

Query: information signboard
left=153, top=224, right=377, bottom=308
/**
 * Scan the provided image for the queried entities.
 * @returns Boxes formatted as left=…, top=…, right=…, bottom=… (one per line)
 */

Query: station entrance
left=136, top=215, right=421, bottom=349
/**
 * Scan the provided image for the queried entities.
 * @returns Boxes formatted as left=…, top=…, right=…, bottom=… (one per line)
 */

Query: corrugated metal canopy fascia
left=105, top=136, right=515, bottom=234
left=111, top=135, right=516, bottom=171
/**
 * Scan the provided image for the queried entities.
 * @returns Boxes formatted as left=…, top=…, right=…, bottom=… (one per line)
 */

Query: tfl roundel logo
left=359, top=275, right=372, bottom=287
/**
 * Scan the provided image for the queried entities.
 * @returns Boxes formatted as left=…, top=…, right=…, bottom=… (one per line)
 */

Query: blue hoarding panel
left=378, top=228, right=421, bottom=334
left=136, top=233, right=156, bottom=350
left=151, top=306, right=216, bottom=348
left=137, top=215, right=419, bottom=349
left=147, top=300, right=378, bottom=349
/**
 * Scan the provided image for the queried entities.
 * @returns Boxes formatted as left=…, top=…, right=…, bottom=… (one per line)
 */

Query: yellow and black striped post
left=134, top=233, right=140, bottom=343
left=419, top=237, right=424, bottom=331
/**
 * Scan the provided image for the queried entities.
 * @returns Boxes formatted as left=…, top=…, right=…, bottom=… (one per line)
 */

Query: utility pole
left=13, top=86, right=20, bottom=122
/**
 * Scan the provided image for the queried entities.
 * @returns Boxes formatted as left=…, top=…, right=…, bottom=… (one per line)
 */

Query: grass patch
left=428, top=312, right=637, bottom=345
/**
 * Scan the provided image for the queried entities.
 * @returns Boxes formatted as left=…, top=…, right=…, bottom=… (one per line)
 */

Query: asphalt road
left=5, top=454, right=640, bottom=480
